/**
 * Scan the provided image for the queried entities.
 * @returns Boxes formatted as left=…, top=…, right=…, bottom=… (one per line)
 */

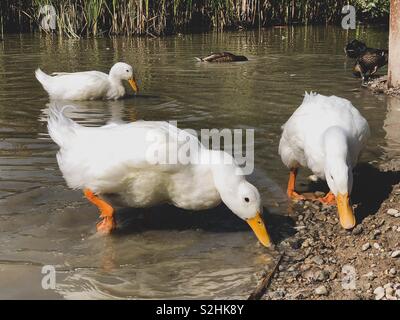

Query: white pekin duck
left=279, top=92, right=370, bottom=229
left=35, top=62, right=138, bottom=101
left=47, top=107, right=271, bottom=247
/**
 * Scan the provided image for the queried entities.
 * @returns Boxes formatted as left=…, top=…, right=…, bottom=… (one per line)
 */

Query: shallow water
left=0, top=26, right=399, bottom=299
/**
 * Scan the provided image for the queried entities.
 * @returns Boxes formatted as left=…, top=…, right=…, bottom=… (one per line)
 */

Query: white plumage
left=47, top=106, right=271, bottom=246
left=279, top=92, right=370, bottom=178
left=279, top=92, right=370, bottom=229
left=35, top=62, right=138, bottom=101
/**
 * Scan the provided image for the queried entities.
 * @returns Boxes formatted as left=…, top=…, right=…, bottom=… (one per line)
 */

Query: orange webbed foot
left=288, top=190, right=306, bottom=201
left=318, top=191, right=336, bottom=205
left=84, top=188, right=116, bottom=234
left=96, top=216, right=116, bottom=234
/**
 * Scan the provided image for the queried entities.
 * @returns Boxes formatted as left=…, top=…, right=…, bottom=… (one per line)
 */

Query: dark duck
left=195, top=52, right=248, bottom=62
left=344, top=39, right=367, bottom=58
left=353, top=49, right=388, bottom=85
left=344, top=39, right=388, bottom=85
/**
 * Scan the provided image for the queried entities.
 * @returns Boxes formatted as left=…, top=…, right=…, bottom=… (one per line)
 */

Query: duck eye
left=244, top=197, right=250, bottom=203
left=126, top=70, right=129, bottom=72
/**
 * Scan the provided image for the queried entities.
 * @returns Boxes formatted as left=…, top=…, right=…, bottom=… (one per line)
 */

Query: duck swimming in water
left=195, top=52, right=248, bottom=62
left=35, top=62, right=139, bottom=101
left=353, top=49, right=388, bottom=85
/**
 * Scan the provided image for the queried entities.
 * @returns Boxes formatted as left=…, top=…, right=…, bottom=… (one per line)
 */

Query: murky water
left=0, top=26, right=399, bottom=299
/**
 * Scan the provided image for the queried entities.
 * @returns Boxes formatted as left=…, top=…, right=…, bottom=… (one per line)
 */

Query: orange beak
left=128, top=78, right=139, bottom=93
left=246, top=211, right=272, bottom=247
left=336, top=192, right=356, bottom=229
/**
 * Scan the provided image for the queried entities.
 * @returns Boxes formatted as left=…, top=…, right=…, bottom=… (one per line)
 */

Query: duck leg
left=318, top=191, right=336, bottom=205
left=287, top=168, right=305, bottom=200
left=84, top=188, right=116, bottom=234
left=370, top=65, right=379, bottom=76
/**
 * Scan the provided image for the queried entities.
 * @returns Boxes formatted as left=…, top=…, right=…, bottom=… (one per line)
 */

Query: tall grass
left=1, top=0, right=390, bottom=38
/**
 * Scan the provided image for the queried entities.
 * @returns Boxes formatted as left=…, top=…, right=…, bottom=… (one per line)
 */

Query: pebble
left=312, top=256, right=324, bottom=265
left=390, top=250, right=400, bottom=258
left=373, top=243, right=381, bottom=250
left=371, top=230, right=381, bottom=239
left=373, top=287, right=385, bottom=300
left=314, top=270, right=328, bottom=282
left=363, top=271, right=375, bottom=280
left=362, top=243, right=371, bottom=251
left=352, top=225, right=363, bottom=235
left=314, top=285, right=328, bottom=296
left=389, top=268, right=397, bottom=275
left=387, top=208, right=400, bottom=217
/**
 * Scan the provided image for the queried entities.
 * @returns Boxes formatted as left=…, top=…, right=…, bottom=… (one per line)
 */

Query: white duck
left=35, top=62, right=138, bottom=101
left=279, top=92, right=370, bottom=229
left=47, top=107, right=271, bottom=247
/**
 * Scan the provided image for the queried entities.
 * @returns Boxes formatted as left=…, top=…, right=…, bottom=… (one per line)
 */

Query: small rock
left=373, top=243, right=381, bottom=250
left=371, top=230, right=381, bottom=239
left=363, top=271, right=375, bottom=280
left=312, top=256, right=324, bottom=265
left=315, top=285, right=328, bottom=296
left=387, top=208, right=399, bottom=216
left=352, top=225, right=363, bottom=235
left=384, top=282, right=393, bottom=289
left=363, top=283, right=371, bottom=290
left=362, top=243, right=371, bottom=251
left=373, top=287, right=385, bottom=300
left=391, top=250, right=400, bottom=258
left=314, top=270, right=328, bottom=282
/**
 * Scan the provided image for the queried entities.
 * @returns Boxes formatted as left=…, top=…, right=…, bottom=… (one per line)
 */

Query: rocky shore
left=258, top=163, right=400, bottom=300
left=367, top=75, right=400, bottom=97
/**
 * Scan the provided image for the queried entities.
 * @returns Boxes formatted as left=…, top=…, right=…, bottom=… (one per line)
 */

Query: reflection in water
left=0, top=26, right=398, bottom=299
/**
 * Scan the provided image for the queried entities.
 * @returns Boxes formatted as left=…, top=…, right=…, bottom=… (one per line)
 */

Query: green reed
left=1, top=0, right=390, bottom=38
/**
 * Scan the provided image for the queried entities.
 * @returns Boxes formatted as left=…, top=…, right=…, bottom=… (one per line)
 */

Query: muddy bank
left=367, top=75, right=400, bottom=97
left=257, top=163, right=400, bottom=300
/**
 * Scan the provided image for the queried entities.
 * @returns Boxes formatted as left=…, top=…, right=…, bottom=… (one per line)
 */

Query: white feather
left=35, top=62, right=136, bottom=100
left=47, top=107, right=264, bottom=221
left=279, top=92, right=370, bottom=182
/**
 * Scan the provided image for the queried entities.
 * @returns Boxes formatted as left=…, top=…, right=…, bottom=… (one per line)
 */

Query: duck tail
left=47, top=105, right=79, bottom=149
left=194, top=57, right=203, bottom=62
left=35, top=68, right=52, bottom=87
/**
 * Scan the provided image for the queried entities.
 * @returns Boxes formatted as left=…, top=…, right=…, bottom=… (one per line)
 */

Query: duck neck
left=108, top=74, right=125, bottom=98
left=323, top=127, right=349, bottom=168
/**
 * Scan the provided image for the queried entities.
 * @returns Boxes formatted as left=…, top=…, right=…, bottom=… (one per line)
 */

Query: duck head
left=210, top=152, right=272, bottom=247
left=344, top=39, right=367, bottom=58
left=109, top=62, right=139, bottom=93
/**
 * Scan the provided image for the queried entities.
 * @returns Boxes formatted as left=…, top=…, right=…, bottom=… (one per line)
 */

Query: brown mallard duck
left=353, top=49, right=388, bottom=85
left=344, top=39, right=367, bottom=58
left=195, top=52, right=248, bottom=62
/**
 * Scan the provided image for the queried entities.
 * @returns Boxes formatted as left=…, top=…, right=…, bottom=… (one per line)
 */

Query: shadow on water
left=113, top=204, right=296, bottom=244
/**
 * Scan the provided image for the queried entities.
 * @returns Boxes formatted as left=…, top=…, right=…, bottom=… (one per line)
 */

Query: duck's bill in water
left=128, top=78, right=139, bottom=93
left=246, top=211, right=272, bottom=247
left=336, top=193, right=356, bottom=229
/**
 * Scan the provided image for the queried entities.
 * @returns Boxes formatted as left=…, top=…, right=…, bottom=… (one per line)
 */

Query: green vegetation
left=1, top=1, right=390, bottom=38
